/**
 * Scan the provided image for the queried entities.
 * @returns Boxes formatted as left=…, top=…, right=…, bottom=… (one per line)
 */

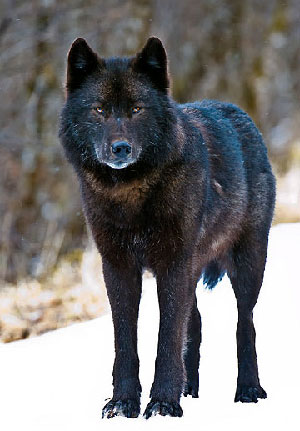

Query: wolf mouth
left=105, top=159, right=135, bottom=169
left=94, top=146, right=135, bottom=169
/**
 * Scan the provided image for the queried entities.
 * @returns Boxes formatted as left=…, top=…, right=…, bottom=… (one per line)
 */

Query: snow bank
left=0, top=224, right=299, bottom=431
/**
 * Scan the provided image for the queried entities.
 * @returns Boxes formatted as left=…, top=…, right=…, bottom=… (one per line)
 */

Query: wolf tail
left=202, top=260, right=225, bottom=289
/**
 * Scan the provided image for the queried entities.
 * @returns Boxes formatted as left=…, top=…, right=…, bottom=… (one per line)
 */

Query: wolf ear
left=133, top=37, right=169, bottom=93
left=67, top=38, right=102, bottom=91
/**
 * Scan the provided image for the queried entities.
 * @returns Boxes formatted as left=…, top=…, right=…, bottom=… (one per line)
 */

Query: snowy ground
left=0, top=223, right=299, bottom=431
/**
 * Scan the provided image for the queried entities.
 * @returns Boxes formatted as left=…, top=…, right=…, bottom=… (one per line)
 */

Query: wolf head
left=60, top=37, right=177, bottom=173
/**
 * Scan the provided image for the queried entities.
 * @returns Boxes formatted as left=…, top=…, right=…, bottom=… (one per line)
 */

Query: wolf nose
left=111, top=141, right=132, bottom=159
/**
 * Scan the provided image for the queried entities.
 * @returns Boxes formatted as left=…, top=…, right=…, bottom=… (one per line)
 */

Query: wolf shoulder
left=178, top=99, right=265, bottom=148
left=178, top=99, right=274, bottom=171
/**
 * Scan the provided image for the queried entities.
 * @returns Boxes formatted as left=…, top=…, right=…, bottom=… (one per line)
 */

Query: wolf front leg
left=101, top=257, right=142, bottom=418
left=144, top=265, right=194, bottom=418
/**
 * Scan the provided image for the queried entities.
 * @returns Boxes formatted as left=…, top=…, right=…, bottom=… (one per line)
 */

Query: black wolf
left=59, top=37, right=276, bottom=419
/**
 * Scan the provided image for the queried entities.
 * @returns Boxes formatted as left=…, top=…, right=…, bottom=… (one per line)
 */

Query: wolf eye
left=95, top=107, right=104, bottom=114
left=131, top=106, right=142, bottom=114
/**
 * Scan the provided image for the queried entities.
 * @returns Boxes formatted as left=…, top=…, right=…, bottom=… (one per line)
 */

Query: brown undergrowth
left=0, top=247, right=108, bottom=343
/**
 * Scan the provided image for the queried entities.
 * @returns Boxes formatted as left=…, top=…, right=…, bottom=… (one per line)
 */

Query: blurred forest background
left=0, top=0, right=299, bottom=341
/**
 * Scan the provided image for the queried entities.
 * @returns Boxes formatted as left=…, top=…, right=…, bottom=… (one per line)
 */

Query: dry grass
left=0, top=247, right=108, bottom=343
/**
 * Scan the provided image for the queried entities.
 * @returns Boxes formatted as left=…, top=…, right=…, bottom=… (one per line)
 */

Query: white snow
left=0, top=223, right=299, bottom=431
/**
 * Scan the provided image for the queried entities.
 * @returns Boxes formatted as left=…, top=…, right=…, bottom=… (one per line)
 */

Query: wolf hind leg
left=228, top=230, right=268, bottom=403
left=183, top=294, right=201, bottom=398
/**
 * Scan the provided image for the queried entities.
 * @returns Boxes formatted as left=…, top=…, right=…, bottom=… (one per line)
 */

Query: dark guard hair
left=59, top=36, right=276, bottom=420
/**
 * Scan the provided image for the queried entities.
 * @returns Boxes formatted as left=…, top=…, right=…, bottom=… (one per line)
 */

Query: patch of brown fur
left=84, top=170, right=160, bottom=207
left=182, top=107, right=217, bottom=159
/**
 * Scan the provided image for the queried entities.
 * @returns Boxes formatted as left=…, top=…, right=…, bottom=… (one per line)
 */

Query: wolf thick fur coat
left=59, top=37, right=276, bottom=419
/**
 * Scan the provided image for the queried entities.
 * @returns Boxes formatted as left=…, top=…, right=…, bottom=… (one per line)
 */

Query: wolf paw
left=102, top=399, right=140, bottom=418
left=143, top=400, right=183, bottom=419
left=183, top=382, right=199, bottom=398
left=234, top=385, right=267, bottom=403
